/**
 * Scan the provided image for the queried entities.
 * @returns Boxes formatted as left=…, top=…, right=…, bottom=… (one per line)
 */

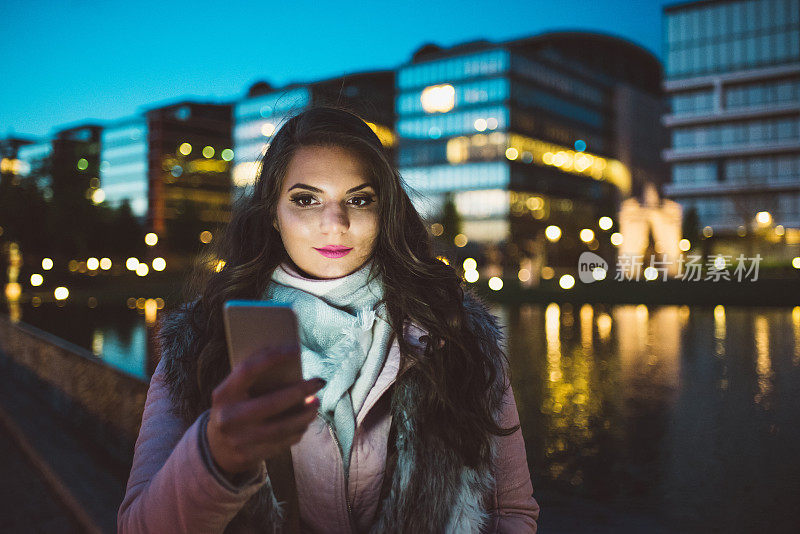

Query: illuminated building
left=52, top=124, right=102, bottom=207
left=662, top=0, right=800, bottom=260
left=100, top=102, right=234, bottom=253
left=232, top=70, right=395, bottom=195
left=396, top=33, right=667, bottom=281
left=0, top=138, right=34, bottom=186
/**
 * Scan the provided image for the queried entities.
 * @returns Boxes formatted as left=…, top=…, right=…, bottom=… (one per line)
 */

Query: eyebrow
left=287, top=182, right=374, bottom=194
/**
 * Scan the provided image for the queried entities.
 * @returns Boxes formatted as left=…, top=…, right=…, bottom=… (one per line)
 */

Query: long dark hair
left=178, top=105, right=517, bottom=469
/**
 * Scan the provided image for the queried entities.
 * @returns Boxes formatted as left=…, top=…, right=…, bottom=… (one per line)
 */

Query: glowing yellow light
left=77, top=158, right=88, bottom=170
left=152, top=257, right=166, bottom=271
left=541, top=266, right=554, bottom=279
left=430, top=223, right=443, bottom=236
left=86, top=257, right=99, bottom=270
left=144, top=298, right=158, bottom=325
left=776, top=225, right=785, bottom=236
left=136, top=297, right=146, bottom=309
left=68, top=260, right=78, bottom=272
left=703, top=226, right=713, bottom=238
left=199, top=230, right=213, bottom=244
left=221, top=148, right=234, bottom=161
left=610, top=232, right=624, bottom=246
left=202, top=146, right=215, bottom=158
left=792, top=257, right=800, bottom=269
left=488, top=277, right=503, bottom=291
left=100, top=257, right=112, bottom=270
left=436, top=255, right=450, bottom=265
left=518, top=268, right=530, bottom=282
left=463, top=258, right=477, bottom=271
left=679, top=239, right=691, bottom=251
left=155, top=298, right=165, bottom=309
left=714, top=305, right=725, bottom=320
left=214, top=259, right=226, bottom=272
left=41, top=258, right=53, bottom=270
left=145, top=232, right=158, bottom=246
left=420, top=84, right=455, bottom=113
left=261, top=122, right=275, bottom=136
left=579, top=229, right=595, bottom=243
left=526, top=197, right=543, bottom=210
left=465, top=269, right=479, bottom=283
left=179, top=143, right=192, bottom=156
left=545, top=225, right=561, bottom=242
left=756, top=211, right=772, bottom=225
left=454, top=234, right=468, bottom=247
left=5, top=283, right=21, bottom=300
left=473, top=118, right=487, bottom=132
left=54, top=286, right=69, bottom=300
left=126, top=257, right=139, bottom=270
left=644, top=267, right=658, bottom=281
left=30, top=274, right=43, bottom=286
left=592, top=267, right=607, bottom=281
left=598, top=216, right=613, bottom=230
left=542, top=152, right=554, bottom=165
left=136, top=263, right=149, bottom=276
left=714, top=256, right=726, bottom=270
left=559, top=274, right=575, bottom=289
left=91, top=188, right=105, bottom=204
left=505, top=148, right=519, bottom=160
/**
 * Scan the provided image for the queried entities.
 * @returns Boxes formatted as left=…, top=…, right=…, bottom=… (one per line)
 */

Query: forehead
left=282, top=145, right=371, bottom=191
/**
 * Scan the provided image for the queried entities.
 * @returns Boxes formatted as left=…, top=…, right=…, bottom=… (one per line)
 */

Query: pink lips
left=314, top=246, right=353, bottom=258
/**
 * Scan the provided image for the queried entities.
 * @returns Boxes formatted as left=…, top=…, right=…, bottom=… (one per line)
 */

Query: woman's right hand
left=205, top=344, right=325, bottom=478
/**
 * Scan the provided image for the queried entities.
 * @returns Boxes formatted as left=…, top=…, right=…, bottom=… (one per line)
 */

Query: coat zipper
left=325, top=418, right=355, bottom=530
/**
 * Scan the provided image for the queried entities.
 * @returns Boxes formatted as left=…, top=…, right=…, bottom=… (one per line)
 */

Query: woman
left=117, top=106, right=540, bottom=533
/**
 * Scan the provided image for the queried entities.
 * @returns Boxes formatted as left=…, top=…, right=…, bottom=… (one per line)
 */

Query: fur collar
left=157, top=287, right=508, bottom=533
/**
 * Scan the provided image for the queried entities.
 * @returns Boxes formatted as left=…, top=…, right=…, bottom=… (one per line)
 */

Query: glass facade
left=666, top=0, right=800, bottom=79
left=397, top=49, right=509, bottom=90
left=672, top=116, right=800, bottom=149
left=100, top=117, right=148, bottom=217
left=725, top=76, right=800, bottom=108
left=17, top=140, right=52, bottom=182
left=232, top=87, right=310, bottom=190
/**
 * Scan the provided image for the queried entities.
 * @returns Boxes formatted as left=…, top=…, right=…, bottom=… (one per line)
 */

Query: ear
left=272, top=219, right=279, bottom=231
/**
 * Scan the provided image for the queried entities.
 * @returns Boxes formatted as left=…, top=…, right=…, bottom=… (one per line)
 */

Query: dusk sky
left=2, top=0, right=676, bottom=139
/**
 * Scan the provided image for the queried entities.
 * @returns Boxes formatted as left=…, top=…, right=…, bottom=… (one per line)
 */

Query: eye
left=349, top=195, right=376, bottom=207
left=289, top=194, right=316, bottom=207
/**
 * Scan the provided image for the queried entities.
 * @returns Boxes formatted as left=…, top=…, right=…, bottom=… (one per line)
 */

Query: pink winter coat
left=117, top=322, right=540, bottom=533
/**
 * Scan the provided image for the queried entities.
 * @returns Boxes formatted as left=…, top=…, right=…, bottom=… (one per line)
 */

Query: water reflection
left=503, top=302, right=800, bottom=532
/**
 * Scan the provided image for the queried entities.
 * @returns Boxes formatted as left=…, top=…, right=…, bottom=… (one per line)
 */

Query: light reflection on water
left=499, top=302, right=800, bottom=532
left=12, top=301, right=800, bottom=531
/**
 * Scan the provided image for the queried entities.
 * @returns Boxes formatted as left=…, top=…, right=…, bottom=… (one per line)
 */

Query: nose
left=320, top=202, right=349, bottom=235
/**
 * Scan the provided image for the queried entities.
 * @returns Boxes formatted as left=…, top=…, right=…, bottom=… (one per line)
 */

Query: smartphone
left=222, top=300, right=306, bottom=411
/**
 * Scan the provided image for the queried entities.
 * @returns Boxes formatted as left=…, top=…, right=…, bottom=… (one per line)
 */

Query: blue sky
left=1, top=0, right=676, bottom=138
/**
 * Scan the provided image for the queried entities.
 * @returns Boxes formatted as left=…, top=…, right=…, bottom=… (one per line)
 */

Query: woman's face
left=273, top=145, right=380, bottom=279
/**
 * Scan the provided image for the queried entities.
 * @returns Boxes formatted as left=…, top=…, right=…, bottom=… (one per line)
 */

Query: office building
left=395, top=32, right=667, bottom=283
left=100, top=101, right=234, bottom=254
left=663, top=0, right=800, bottom=261
left=232, top=70, right=395, bottom=196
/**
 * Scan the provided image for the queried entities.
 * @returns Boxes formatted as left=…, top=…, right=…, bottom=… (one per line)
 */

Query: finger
left=217, top=344, right=299, bottom=403
left=235, top=400, right=320, bottom=448
left=222, top=378, right=325, bottom=431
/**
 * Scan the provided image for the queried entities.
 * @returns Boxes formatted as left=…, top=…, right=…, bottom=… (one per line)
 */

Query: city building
left=394, top=32, right=667, bottom=284
left=662, top=0, right=800, bottom=262
left=232, top=70, right=395, bottom=197
left=0, top=138, right=34, bottom=186
left=100, top=101, right=234, bottom=254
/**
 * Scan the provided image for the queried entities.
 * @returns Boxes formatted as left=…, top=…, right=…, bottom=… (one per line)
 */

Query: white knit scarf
left=262, top=258, right=393, bottom=474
